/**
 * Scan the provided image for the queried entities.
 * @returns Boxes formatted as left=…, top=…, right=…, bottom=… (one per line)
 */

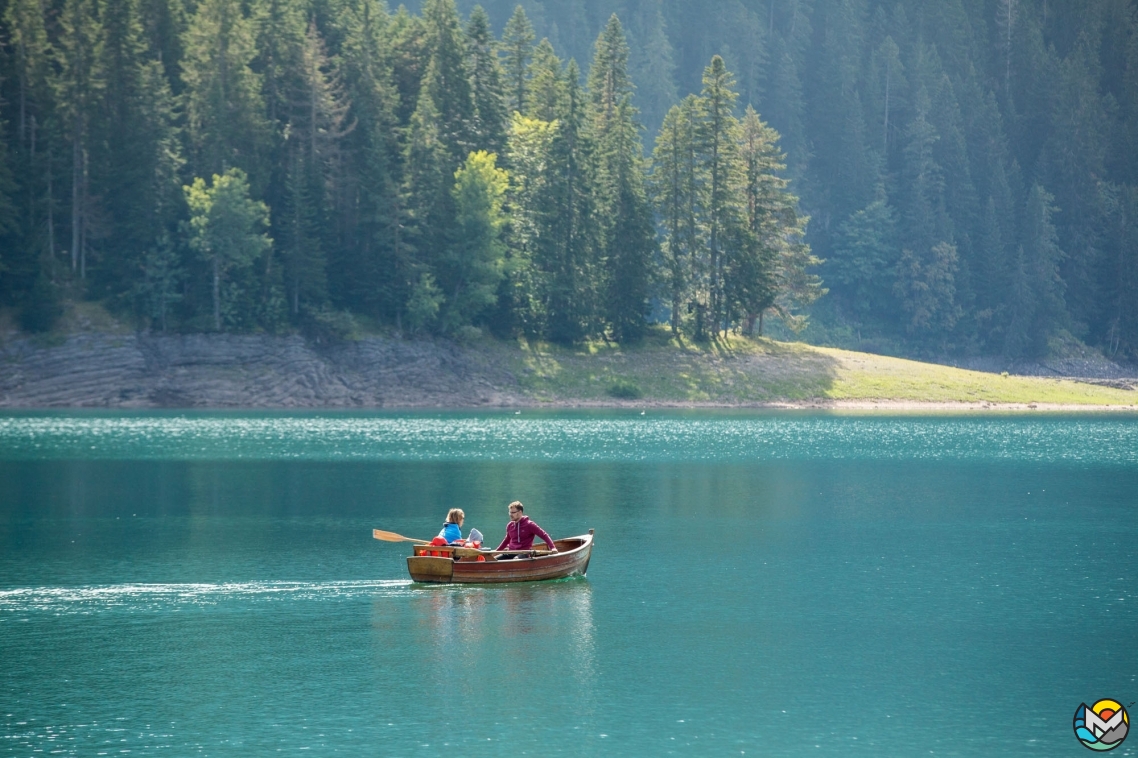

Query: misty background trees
left=1, top=0, right=1136, bottom=360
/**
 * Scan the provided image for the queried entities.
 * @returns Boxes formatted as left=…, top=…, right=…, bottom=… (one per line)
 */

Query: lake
left=1, top=411, right=1136, bottom=756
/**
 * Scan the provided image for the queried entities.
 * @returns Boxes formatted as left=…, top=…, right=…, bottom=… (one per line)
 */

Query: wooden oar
left=372, top=528, right=428, bottom=544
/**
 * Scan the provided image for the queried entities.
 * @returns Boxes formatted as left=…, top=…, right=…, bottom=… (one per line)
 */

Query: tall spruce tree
left=541, top=59, right=597, bottom=343
left=501, top=5, right=534, bottom=115
left=698, top=54, right=746, bottom=337
left=181, top=0, right=267, bottom=180
left=527, top=39, right=563, bottom=123
left=418, top=0, right=474, bottom=166
left=740, top=105, right=818, bottom=334
left=651, top=95, right=703, bottom=335
left=465, top=6, right=507, bottom=156
left=588, top=14, right=654, bottom=343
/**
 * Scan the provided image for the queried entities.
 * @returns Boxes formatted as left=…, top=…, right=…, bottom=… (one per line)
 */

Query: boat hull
left=406, top=532, right=593, bottom=584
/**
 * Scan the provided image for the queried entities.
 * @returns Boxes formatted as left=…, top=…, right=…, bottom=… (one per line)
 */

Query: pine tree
left=651, top=96, right=703, bottom=334
left=894, top=241, right=961, bottom=343
left=92, top=0, right=184, bottom=305
left=698, top=54, right=745, bottom=337
left=333, top=0, right=402, bottom=319
left=867, top=36, right=905, bottom=161
left=899, top=86, right=951, bottom=259
left=1101, top=184, right=1138, bottom=357
left=588, top=15, right=654, bottom=343
left=465, top=6, right=507, bottom=156
left=278, top=140, right=326, bottom=315
left=831, top=193, right=899, bottom=323
left=55, top=0, right=104, bottom=279
left=764, top=0, right=811, bottom=177
left=1042, top=31, right=1110, bottom=338
left=418, top=0, right=474, bottom=166
left=624, top=0, right=676, bottom=133
left=402, top=90, right=453, bottom=327
left=526, top=39, right=563, bottom=123
left=1002, top=184, right=1065, bottom=357
left=805, top=0, right=873, bottom=223
left=251, top=0, right=305, bottom=128
left=740, top=106, right=818, bottom=334
left=502, top=5, right=534, bottom=115
left=541, top=59, right=597, bottom=344
left=387, top=7, right=427, bottom=127
left=134, top=231, right=182, bottom=331
left=181, top=0, right=267, bottom=180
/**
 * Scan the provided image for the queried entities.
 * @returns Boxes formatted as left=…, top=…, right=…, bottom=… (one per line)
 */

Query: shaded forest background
left=1, top=0, right=1137, bottom=361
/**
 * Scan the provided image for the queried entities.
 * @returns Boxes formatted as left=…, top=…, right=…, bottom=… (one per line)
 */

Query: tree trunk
left=883, top=65, right=890, bottom=154
left=79, top=147, right=88, bottom=279
left=213, top=254, right=221, bottom=330
left=45, top=137, right=55, bottom=263
left=71, top=127, right=81, bottom=272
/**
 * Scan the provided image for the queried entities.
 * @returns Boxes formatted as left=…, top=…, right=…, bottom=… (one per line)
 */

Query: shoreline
left=4, top=398, right=1135, bottom=414
left=1, top=329, right=1135, bottom=411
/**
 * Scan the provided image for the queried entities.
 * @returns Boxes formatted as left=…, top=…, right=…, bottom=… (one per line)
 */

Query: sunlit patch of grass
left=495, top=326, right=1136, bottom=406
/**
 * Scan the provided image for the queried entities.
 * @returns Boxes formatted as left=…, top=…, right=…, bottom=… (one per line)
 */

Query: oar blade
left=373, top=528, right=428, bottom=544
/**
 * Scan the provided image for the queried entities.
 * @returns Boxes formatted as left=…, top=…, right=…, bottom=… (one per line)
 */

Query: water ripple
left=0, top=413, right=1134, bottom=463
left=0, top=580, right=412, bottom=615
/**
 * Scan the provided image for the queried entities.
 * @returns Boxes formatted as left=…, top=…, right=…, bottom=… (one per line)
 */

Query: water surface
left=2, top=412, right=1135, bottom=756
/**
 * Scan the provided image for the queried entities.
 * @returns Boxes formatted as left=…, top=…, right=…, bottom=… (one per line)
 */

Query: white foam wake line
left=0, top=579, right=412, bottom=607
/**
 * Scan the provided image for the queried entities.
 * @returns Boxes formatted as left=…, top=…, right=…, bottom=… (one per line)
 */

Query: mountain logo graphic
left=1074, top=699, right=1129, bottom=751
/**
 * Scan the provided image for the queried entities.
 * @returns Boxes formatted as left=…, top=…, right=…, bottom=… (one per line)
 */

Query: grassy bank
left=494, top=328, right=1138, bottom=407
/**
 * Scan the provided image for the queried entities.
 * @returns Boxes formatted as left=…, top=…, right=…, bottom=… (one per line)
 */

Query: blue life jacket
left=439, top=522, right=462, bottom=544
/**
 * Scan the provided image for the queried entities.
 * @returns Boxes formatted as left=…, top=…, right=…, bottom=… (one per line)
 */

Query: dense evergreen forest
left=1, top=0, right=1136, bottom=360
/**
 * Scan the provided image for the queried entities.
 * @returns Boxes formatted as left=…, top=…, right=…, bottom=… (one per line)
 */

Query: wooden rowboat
left=406, top=529, right=594, bottom=584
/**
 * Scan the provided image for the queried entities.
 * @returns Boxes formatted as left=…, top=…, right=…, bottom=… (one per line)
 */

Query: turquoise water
left=1, top=411, right=1136, bottom=756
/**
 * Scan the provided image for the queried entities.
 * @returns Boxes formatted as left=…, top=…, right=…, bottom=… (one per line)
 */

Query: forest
left=1, top=0, right=1136, bottom=360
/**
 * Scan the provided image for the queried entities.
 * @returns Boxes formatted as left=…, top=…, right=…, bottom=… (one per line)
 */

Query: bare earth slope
left=0, top=330, right=1134, bottom=409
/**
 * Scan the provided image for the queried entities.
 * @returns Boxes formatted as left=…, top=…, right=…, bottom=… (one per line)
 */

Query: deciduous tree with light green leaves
left=438, top=150, right=508, bottom=333
left=184, top=168, right=272, bottom=330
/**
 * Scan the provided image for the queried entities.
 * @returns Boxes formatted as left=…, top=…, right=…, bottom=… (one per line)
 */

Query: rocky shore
left=0, top=332, right=524, bottom=408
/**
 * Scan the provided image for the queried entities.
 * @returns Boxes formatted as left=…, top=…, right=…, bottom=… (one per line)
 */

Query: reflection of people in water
left=495, top=501, right=557, bottom=555
left=435, top=508, right=465, bottom=545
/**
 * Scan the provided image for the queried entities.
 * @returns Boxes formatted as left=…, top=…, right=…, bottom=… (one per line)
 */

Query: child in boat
left=435, top=508, right=465, bottom=545
left=495, top=501, right=557, bottom=554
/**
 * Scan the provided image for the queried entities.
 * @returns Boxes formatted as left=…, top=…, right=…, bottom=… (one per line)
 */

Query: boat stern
left=406, top=555, right=454, bottom=583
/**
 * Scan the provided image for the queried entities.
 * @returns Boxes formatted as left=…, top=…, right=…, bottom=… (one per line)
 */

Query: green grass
left=494, top=326, right=1138, bottom=407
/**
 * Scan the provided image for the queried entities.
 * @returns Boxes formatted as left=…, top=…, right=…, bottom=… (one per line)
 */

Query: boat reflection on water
left=369, top=578, right=595, bottom=702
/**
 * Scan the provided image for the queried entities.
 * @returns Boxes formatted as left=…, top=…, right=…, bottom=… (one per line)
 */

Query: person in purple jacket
left=495, top=501, right=557, bottom=556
